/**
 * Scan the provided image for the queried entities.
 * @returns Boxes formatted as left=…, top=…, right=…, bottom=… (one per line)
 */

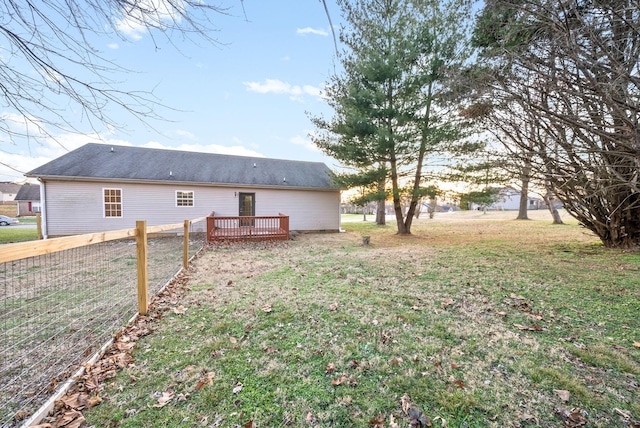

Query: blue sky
left=1, top=0, right=343, bottom=182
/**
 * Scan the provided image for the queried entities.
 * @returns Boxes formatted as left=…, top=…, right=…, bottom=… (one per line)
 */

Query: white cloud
left=115, top=0, right=183, bottom=41
left=174, top=129, right=196, bottom=140
left=243, top=79, right=322, bottom=102
left=296, top=27, right=329, bottom=36
left=107, top=43, right=119, bottom=50
left=290, top=134, right=320, bottom=153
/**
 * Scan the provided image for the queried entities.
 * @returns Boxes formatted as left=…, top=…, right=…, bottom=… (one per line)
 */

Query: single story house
left=15, top=184, right=41, bottom=216
left=475, top=186, right=543, bottom=211
left=26, top=143, right=341, bottom=237
left=0, top=182, right=21, bottom=203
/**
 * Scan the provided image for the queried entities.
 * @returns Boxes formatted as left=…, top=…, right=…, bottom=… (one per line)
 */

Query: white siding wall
left=43, top=180, right=340, bottom=236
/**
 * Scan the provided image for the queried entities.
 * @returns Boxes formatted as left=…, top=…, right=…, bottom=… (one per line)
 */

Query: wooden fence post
left=36, top=212, right=43, bottom=240
left=183, top=220, right=190, bottom=269
left=136, top=220, right=148, bottom=315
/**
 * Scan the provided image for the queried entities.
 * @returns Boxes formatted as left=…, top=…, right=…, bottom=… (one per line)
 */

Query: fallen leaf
left=633, top=341, right=640, bottom=348
left=389, top=414, right=400, bottom=428
left=510, top=293, right=525, bottom=300
left=232, top=382, right=243, bottom=394
left=306, top=412, right=318, bottom=424
left=264, top=345, right=277, bottom=354
left=172, top=305, right=187, bottom=314
left=390, top=357, right=403, bottom=365
left=368, top=413, right=386, bottom=427
left=331, top=375, right=348, bottom=386
left=328, top=302, right=339, bottom=311
left=229, top=336, right=237, bottom=344
left=401, top=393, right=413, bottom=414
left=61, top=392, right=89, bottom=410
left=452, top=379, right=466, bottom=389
left=243, top=419, right=255, bottom=428
left=195, top=371, right=215, bottom=390
left=325, top=362, right=336, bottom=373
left=347, top=359, right=360, bottom=369
left=227, top=280, right=233, bottom=286
left=261, top=303, right=273, bottom=313
left=514, top=301, right=532, bottom=312
left=441, top=297, right=455, bottom=308
left=115, top=341, right=135, bottom=351
left=153, top=390, right=175, bottom=407
left=555, top=407, right=588, bottom=427
left=56, top=409, right=85, bottom=428
left=13, top=410, right=30, bottom=421
left=513, top=323, right=544, bottom=332
left=331, top=375, right=358, bottom=386
left=554, top=389, right=571, bottom=402
left=613, top=408, right=631, bottom=419
left=518, top=412, right=538, bottom=424
left=87, top=396, right=102, bottom=408
left=433, top=416, right=448, bottom=427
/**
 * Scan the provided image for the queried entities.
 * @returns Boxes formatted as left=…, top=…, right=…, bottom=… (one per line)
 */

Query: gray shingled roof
left=26, top=143, right=337, bottom=190
left=0, top=182, right=21, bottom=194
left=15, top=184, right=41, bottom=201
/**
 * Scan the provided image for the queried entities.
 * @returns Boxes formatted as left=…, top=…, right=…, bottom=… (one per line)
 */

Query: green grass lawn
left=0, top=226, right=37, bottom=244
left=75, top=212, right=639, bottom=427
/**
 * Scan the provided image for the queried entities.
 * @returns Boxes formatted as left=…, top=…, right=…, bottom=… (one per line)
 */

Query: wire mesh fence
left=0, top=225, right=206, bottom=427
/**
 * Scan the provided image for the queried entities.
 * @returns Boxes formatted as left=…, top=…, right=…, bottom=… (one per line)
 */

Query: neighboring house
left=26, top=143, right=341, bottom=237
left=15, top=184, right=41, bottom=216
left=487, top=187, right=543, bottom=211
left=0, top=182, right=21, bottom=203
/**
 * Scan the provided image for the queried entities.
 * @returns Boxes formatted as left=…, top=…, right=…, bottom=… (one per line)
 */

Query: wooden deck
left=206, top=213, right=289, bottom=242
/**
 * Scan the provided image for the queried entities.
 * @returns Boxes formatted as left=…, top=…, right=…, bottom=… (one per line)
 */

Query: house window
left=103, top=188, right=122, bottom=217
left=176, top=191, right=194, bottom=207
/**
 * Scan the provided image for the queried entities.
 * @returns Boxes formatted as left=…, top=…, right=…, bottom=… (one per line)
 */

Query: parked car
left=0, top=215, right=19, bottom=226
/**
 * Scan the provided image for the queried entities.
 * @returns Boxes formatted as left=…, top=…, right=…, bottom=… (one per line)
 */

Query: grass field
left=72, top=211, right=640, bottom=427
left=0, top=226, right=37, bottom=244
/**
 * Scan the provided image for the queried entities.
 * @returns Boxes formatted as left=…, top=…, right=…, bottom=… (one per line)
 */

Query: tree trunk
left=376, top=199, right=386, bottom=225
left=375, top=177, right=386, bottom=225
left=428, top=198, right=436, bottom=219
left=543, top=184, right=563, bottom=225
left=516, top=160, right=530, bottom=220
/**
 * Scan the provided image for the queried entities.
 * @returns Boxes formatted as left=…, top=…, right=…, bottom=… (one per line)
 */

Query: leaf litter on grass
left=45, top=216, right=639, bottom=427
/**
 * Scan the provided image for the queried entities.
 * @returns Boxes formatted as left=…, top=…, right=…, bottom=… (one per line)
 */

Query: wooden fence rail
left=0, top=216, right=206, bottom=314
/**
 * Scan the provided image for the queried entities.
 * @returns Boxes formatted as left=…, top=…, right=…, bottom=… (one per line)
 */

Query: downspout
left=38, top=179, right=48, bottom=239
left=339, top=190, right=344, bottom=232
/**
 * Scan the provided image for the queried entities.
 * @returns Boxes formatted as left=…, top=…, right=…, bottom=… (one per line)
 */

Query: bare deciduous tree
left=0, top=0, right=228, bottom=147
left=473, top=0, right=640, bottom=247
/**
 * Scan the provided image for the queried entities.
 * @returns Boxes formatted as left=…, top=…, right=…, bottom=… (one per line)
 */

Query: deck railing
left=207, top=212, right=289, bottom=242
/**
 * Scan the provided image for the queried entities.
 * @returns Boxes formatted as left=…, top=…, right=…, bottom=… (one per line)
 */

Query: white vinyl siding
left=176, top=190, right=194, bottom=207
left=42, top=180, right=340, bottom=236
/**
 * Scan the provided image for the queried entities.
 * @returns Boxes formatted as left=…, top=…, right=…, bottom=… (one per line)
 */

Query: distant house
left=15, top=184, right=41, bottom=216
left=488, top=187, right=543, bottom=211
left=26, top=143, right=341, bottom=237
left=0, top=182, right=21, bottom=203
